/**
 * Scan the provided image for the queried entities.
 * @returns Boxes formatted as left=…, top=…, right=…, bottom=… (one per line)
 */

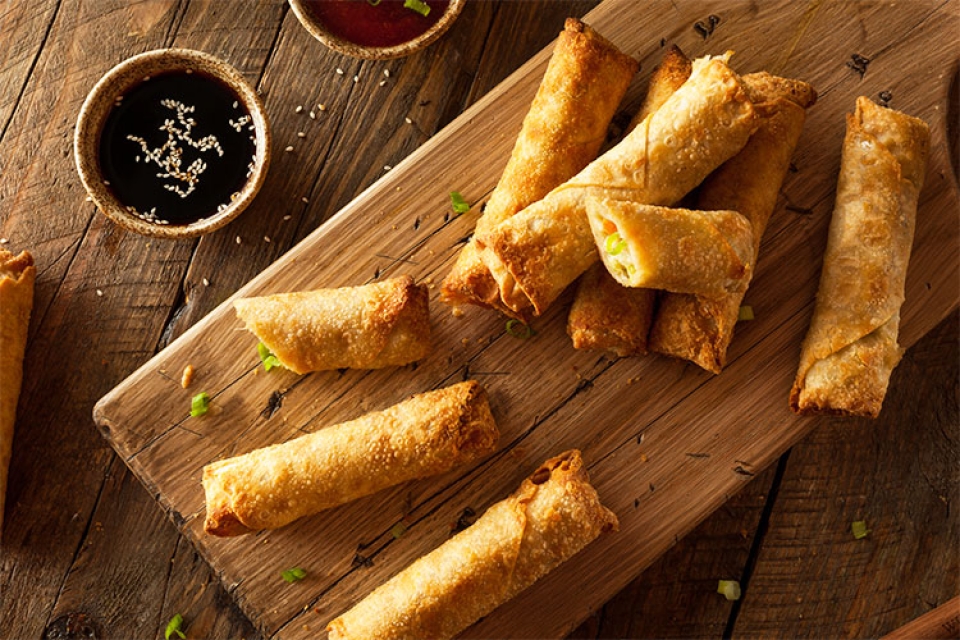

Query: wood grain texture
left=1, top=1, right=957, bottom=639
left=92, top=1, right=959, bottom=639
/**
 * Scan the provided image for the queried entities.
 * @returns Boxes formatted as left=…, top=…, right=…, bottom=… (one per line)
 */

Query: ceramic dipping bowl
left=288, top=0, right=464, bottom=60
left=75, top=48, right=271, bottom=239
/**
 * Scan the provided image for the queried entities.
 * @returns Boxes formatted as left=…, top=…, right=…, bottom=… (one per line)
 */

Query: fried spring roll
left=233, top=275, right=430, bottom=375
left=440, top=18, right=637, bottom=317
left=587, top=198, right=754, bottom=296
left=327, top=450, right=617, bottom=640
left=648, top=73, right=817, bottom=372
left=567, top=46, right=691, bottom=355
left=0, top=249, right=34, bottom=538
left=203, top=381, right=498, bottom=536
left=790, top=97, right=929, bottom=417
left=477, top=53, right=758, bottom=316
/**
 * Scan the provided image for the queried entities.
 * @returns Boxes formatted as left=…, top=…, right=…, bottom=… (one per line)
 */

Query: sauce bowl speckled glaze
left=288, top=0, right=464, bottom=60
left=75, top=48, right=270, bottom=239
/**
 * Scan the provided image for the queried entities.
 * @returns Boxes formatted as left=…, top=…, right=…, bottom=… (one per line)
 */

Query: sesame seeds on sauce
left=99, top=70, right=257, bottom=226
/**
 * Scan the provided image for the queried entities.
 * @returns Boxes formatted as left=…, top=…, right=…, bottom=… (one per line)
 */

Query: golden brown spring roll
left=0, top=249, right=34, bottom=538
left=477, top=53, right=758, bottom=316
left=790, top=97, right=929, bottom=417
left=567, top=46, right=692, bottom=356
left=440, top=18, right=637, bottom=317
left=234, top=275, right=430, bottom=375
left=327, top=450, right=617, bottom=640
left=203, top=381, right=498, bottom=536
left=648, top=73, right=817, bottom=372
left=587, top=198, right=754, bottom=296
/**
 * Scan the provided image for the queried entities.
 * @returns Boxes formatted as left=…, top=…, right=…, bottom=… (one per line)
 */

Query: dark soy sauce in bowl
left=98, top=70, right=257, bottom=226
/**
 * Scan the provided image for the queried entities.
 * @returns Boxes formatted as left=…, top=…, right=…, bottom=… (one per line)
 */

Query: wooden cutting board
left=93, top=1, right=959, bottom=638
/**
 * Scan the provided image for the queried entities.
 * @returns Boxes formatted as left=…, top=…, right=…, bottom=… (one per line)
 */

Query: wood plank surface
left=92, top=1, right=959, bottom=638
left=1, top=1, right=957, bottom=639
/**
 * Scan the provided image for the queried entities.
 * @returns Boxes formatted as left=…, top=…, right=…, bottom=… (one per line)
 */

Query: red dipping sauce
left=301, top=0, right=449, bottom=49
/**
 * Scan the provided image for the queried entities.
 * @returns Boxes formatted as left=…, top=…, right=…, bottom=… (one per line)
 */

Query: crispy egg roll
left=568, top=45, right=691, bottom=355
left=234, top=275, right=430, bottom=375
left=477, top=53, right=758, bottom=316
left=790, top=97, right=929, bottom=417
left=440, top=18, right=637, bottom=317
left=0, top=249, right=34, bottom=537
left=203, top=381, right=498, bottom=536
left=587, top=198, right=754, bottom=296
left=327, top=449, right=617, bottom=640
left=567, top=262, right=656, bottom=356
left=648, top=73, right=817, bottom=372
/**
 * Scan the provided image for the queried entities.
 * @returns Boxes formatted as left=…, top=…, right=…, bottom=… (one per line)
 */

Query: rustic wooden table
left=1, top=1, right=957, bottom=638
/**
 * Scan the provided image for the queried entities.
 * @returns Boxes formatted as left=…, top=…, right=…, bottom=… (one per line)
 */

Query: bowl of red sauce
left=288, top=0, right=464, bottom=60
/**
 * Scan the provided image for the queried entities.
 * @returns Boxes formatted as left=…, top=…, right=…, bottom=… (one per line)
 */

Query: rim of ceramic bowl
left=287, top=0, right=465, bottom=60
left=74, top=48, right=271, bottom=239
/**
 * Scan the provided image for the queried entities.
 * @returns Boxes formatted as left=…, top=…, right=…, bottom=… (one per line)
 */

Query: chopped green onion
left=404, top=0, right=431, bottom=16
left=506, top=319, right=535, bottom=339
left=258, top=342, right=282, bottom=372
left=391, top=522, right=408, bottom=539
left=604, top=232, right=627, bottom=256
left=851, top=520, right=870, bottom=539
left=717, top=579, right=741, bottom=601
left=190, top=392, right=209, bottom=417
left=450, top=191, right=470, bottom=215
left=738, top=305, right=755, bottom=321
left=282, top=567, right=307, bottom=583
left=164, top=614, right=186, bottom=640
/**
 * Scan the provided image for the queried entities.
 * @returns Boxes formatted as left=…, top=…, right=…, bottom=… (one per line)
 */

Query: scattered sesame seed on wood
left=181, top=364, right=195, bottom=388
left=285, top=146, right=294, bottom=152
left=295, top=105, right=303, bottom=113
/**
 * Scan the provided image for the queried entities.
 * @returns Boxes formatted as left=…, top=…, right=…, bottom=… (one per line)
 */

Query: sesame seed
left=318, top=104, right=326, bottom=111
left=283, top=215, right=291, bottom=221
left=336, top=68, right=344, bottom=75
left=295, top=105, right=303, bottom=113
left=297, top=132, right=305, bottom=138
left=353, top=75, right=359, bottom=83
left=0, top=238, right=7, bottom=244
left=263, top=236, right=271, bottom=243
left=383, top=69, right=391, bottom=77
left=404, top=117, right=412, bottom=124
left=384, top=165, right=392, bottom=171
left=285, top=146, right=294, bottom=152
left=85, top=196, right=93, bottom=202
left=202, top=278, right=210, bottom=286
left=301, top=196, right=309, bottom=203
left=96, top=289, right=103, bottom=297
left=309, top=111, right=316, bottom=119
left=236, top=236, right=242, bottom=244
left=379, top=80, right=387, bottom=87
left=232, top=101, right=238, bottom=109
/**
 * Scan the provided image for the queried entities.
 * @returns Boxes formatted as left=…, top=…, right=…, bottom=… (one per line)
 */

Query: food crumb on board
left=181, top=364, right=195, bottom=388
left=451, top=306, right=464, bottom=318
